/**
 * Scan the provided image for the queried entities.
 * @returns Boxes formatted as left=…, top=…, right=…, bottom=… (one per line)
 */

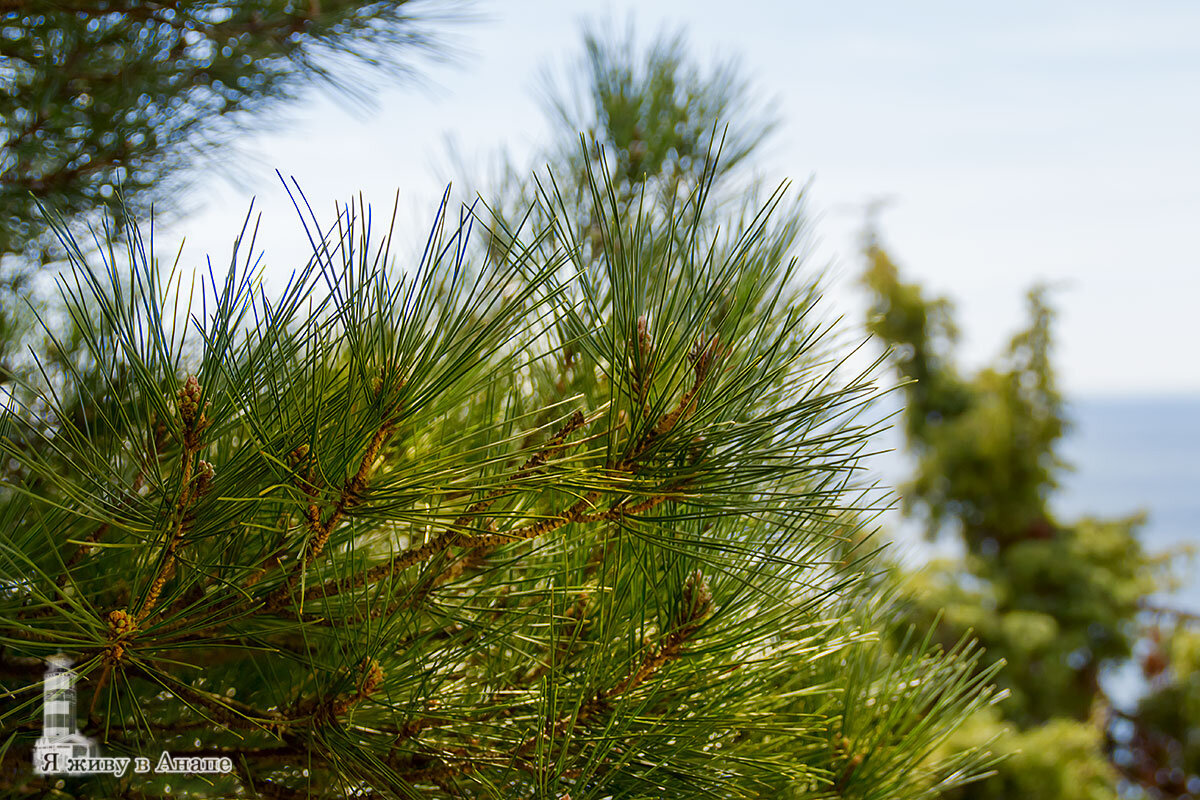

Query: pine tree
left=0, top=0, right=463, bottom=388
left=0, top=0, right=462, bottom=260
left=861, top=234, right=1198, bottom=798
left=0, top=26, right=1003, bottom=799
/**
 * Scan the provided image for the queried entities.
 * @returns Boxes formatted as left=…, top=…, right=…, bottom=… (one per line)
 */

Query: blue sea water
left=860, top=394, right=1199, bottom=708
left=864, top=394, right=1200, bottom=612
left=1056, top=396, right=1200, bottom=613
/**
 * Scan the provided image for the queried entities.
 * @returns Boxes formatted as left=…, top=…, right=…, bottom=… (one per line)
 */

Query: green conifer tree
left=0, top=26, right=1002, bottom=800
left=0, top=0, right=460, bottom=260
left=0, top=159, right=997, bottom=800
left=862, top=233, right=1198, bottom=799
left=0, top=0, right=463, bottom=388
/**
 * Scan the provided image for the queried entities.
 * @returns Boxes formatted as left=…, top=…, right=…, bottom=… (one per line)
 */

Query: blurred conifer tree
left=862, top=234, right=1198, bottom=799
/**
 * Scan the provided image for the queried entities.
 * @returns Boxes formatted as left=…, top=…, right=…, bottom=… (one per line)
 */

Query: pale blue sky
left=173, top=0, right=1200, bottom=396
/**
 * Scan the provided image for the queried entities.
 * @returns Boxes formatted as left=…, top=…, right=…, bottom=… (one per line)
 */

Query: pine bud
left=688, top=333, right=720, bottom=384
left=326, top=657, right=386, bottom=719
left=682, top=570, right=713, bottom=623
left=195, top=460, right=215, bottom=496
left=176, top=374, right=210, bottom=438
left=177, top=375, right=202, bottom=424
left=151, top=416, right=167, bottom=448
left=358, top=657, right=384, bottom=696
left=288, top=444, right=310, bottom=470
left=631, top=315, right=655, bottom=415
left=372, top=361, right=406, bottom=419
left=107, top=608, right=136, bottom=638
left=636, top=315, right=652, bottom=359
left=372, top=362, right=399, bottom=395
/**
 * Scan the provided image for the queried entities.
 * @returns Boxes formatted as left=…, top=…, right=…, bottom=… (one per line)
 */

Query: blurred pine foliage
left=862, top=236, right=1199, bottom=799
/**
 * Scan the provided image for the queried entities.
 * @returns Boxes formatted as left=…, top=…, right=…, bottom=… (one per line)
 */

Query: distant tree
left=0, top=0, right=464, bottom=260
left=862, top=233, right=1198, bottom=799
left=476, top=22, right=787, bottom=268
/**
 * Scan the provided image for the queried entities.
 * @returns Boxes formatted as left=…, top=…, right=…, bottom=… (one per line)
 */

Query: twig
left=299, top=410, right=589, bottom=605
left=138, top=376, right=210, bottom=622
left=268, top=419, right=396, bottom=610
left=305, top=368, right=703, bottom=607
left=1140, top=601, right=1200, bottom=625
left=402, top=573, right=713, bottom=785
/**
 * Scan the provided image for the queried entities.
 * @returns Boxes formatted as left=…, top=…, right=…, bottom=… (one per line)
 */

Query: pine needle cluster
left=0, top=150, right=999, bottom=798
left=0, top=0, right=464, bottom=262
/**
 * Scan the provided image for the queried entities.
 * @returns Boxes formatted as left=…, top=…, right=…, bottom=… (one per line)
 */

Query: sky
left=169, top=0, right=1200, bottom=397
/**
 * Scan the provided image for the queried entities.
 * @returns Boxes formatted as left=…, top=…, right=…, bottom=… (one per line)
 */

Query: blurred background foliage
left=862, top=238, right=1198, bottom=798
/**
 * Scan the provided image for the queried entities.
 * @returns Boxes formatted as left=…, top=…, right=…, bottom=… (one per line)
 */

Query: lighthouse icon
left=32, top=656, right=97, bottom=775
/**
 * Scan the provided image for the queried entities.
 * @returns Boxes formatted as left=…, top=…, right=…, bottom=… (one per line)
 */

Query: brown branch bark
left=299, top=410, right=590, bottom=605
left=397, top=576, right=713, bottom=786
left=267, top=419, right=396, bottom=610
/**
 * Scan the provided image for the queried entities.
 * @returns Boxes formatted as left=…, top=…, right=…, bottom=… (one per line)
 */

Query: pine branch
left=267, top=414, right=398, bottom=611
left=401, top=573, right=713, bottom=786
left=138, top=375, right=211, bottom=622
left=299, top=346, right=712, bottom=613
left=125, top=663, right=289, bottom=734
left=298, top=409, right=591, bottom=605
left=0, top=106, right=1004, bottom=796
